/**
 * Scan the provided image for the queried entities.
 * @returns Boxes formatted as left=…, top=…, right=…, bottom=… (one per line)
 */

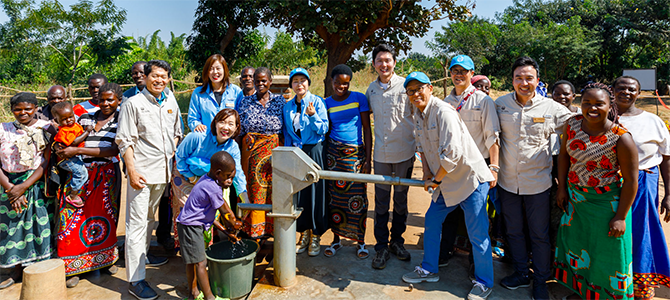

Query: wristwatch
left=489, top=164, right=500, bottom=173
left=431, top=177, right=442, bottom=185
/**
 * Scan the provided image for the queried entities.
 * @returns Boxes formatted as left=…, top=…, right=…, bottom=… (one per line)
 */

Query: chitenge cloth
left=554, top=181, right=633, bottom=300
left=170, top=163, right=225, bottom=250
left=325, top=138, right=367, bottom=243
left=56, top=162, right=120, bottom=275
left=631, top=166, right=670, bottom=299
left=240, top=132, right=277, bottom=238
left=0, top=170, right=53, bottom=268
left=295, top=142, right=329, bottom=236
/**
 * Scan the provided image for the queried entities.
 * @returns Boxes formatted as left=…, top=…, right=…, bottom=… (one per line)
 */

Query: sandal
left=357, top=243, right=369, bottom=259
left=65, top=195, right=84, bottom=208
left=0, top=277, right=15, bottom=289
left=324, top=242, right=342, bottom=257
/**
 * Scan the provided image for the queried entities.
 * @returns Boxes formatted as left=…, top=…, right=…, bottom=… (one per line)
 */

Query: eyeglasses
left=406, top=84, right=429, bottom=96
left=450, top=69, right=471, bottom=76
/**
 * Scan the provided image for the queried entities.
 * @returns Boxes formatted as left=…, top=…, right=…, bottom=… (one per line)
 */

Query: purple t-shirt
left=176, top=174, right=224, bottom=229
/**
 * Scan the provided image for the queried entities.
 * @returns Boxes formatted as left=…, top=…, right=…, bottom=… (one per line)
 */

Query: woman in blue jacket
left=187, top=54, right=242, bottom=132
left=283, top=68, right=329, bottom=257
left=171, top=108, right=248, bottom=248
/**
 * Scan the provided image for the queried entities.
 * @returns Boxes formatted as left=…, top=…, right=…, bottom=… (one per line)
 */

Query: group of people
left=0, top=42, right=668, bottom=300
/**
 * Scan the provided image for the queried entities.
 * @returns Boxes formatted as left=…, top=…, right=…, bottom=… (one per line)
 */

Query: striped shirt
left=73, top=100, right=100, bottom=118
left=78, top=111, right=119, bottom=164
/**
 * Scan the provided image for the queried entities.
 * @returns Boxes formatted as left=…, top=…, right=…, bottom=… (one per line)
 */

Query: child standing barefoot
left=555, top=83, right=638, bottom=300
left=51, top=101, right=91, bottom=207
left=176, top=151, right=242, bottom=300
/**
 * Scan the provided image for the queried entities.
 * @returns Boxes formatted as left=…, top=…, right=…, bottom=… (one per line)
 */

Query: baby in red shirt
left=51, top=101, right=92, bottom=207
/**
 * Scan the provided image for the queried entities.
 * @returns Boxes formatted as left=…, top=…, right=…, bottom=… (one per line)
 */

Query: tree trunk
left=443, top=58, right=449, bottom=96
left=219, top=23, right=238, bottom=54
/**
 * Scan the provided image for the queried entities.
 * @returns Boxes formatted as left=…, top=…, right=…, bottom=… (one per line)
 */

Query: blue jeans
left=421, top=182, right=494, bottom=288
left=59, top=156, right=88, bottom=192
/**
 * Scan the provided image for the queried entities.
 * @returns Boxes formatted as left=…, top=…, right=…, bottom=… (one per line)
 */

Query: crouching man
left=401, top=72, right=495, bottom=300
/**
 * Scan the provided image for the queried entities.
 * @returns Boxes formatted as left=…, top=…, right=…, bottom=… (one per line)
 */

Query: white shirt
left=415, top=96, right=494, bottom=205
left=619, top=111, right=670, bottom=170
left=495, top=92, right=572, bottom=195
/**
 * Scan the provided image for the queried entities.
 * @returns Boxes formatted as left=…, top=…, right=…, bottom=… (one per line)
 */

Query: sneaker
left=389, top=241, right=411, bottom=261
left=371, top=247, right=391, bottom=270
left=532, top=280, right=549, bottom=300
left=296, top=230, right=310, bottom=254
left=500, top=272, right=531, bottom=290
left=129, top=280, right=158, bottom=300
left=402, top=266, right=440, bottom=283
left=146, top=254, right=169, bottom=267
left=467, top=280, right=493, bottom=300
left=438, top=257, right=450, bottom=268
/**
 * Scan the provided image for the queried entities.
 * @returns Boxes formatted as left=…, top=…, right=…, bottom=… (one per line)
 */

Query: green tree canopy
left=266, top=0, right=474, bottom=96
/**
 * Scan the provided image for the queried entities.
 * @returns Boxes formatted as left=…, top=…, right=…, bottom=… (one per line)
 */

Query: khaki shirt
left=415, top=96, right=494, bottom=206
left=444, top=85, right=500, bottom=158
left=366, top=74, right=416, bottom=163
left=495, top=92, right=572, bottom=195
left=116, top=88, right=183, bottom=184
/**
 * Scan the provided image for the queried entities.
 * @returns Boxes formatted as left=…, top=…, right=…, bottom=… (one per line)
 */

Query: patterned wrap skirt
left=56, top=162, right=120, bottom=275
left=240, top=132, right=277, bottom=238
left=554, top=181, right=633, bottom=300
left=325, top=139, right=367, bottom=243
left=0, top=170, right=53, bottom=268
left=631, top=167, right=670, bottom=299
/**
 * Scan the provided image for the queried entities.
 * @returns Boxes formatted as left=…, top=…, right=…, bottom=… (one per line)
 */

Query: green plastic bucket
left=206, top=239, right=259, bottom=299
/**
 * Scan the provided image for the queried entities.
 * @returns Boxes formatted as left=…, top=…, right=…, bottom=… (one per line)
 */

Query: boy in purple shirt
left=176, top=151, right=242, bottom=300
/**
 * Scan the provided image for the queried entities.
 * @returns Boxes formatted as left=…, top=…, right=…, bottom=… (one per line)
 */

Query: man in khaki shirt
left=400, top=72, right=495, bottom=300
left=116, top=60, right=183, bottom=300
left=441, top=54, right=501, bottom=276
left=365, top=44, right=416, bottom=270
left=494, top=57, right=571, bottom=300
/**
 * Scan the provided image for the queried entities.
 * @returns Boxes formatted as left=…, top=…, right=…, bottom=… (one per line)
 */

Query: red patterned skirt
left=56, top=162, right=120, bottom=275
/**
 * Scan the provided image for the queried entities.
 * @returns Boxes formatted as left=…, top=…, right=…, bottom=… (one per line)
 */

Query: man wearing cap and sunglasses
left=439, top=55, right=501, bottom=276
left=400, top=71, right=495, bottom=300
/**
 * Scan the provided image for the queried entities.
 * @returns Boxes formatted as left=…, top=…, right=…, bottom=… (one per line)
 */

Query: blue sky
left=0, top=0, right=514, bottom=56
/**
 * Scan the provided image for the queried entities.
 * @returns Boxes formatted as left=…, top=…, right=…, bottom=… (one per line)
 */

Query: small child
left=51, top=101, right=92, bottom=207
left=176, top=151, right=243, bottom=300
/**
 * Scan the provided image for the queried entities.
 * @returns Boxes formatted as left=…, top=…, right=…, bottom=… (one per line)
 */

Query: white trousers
left=124, top=182, right=167, bottom=283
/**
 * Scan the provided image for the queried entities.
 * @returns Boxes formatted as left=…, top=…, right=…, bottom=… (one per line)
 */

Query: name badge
left=226, top=103, right=235, bottom=108
left=544, top=114, right=552, bottom=118
left=168, top=109, right=173, bottom=114
left=533, top=117, right=545, bottom=123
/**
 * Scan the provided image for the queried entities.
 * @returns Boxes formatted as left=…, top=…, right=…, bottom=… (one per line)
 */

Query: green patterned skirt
left=0, top=170, right=54, bottom=268
left=554, top=182, right=633, bottom=299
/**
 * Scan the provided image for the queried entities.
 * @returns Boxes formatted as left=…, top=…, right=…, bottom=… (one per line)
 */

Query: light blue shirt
left=282, top=92, right=329, bottom=148
left=187, top=84, right=243, bottom=131
left=175, top=131, right=247, bottom=195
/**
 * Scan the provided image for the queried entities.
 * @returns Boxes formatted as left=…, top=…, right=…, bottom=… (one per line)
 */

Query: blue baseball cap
left=449, top=55, right=475, bottom=71
left=404, top=72, right=431, bottom=88
left=289, top=67, right=311, bottom=85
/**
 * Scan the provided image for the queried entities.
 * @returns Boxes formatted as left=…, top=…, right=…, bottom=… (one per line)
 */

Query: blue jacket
left=187, top=84, right=242, bottom=131
left=282, top=92, right=328, bottom=148
left=175, top=131, right=247, bottom=194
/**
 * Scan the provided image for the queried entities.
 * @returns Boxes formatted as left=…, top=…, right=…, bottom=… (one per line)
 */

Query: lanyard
left=455, top=89, right=476, bottom=112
